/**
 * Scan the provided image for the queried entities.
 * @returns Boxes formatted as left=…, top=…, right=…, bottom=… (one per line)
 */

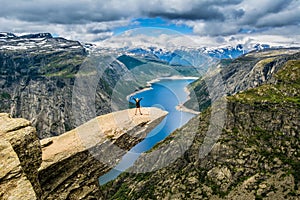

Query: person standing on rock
left=131, top=97, right=143, bottom=115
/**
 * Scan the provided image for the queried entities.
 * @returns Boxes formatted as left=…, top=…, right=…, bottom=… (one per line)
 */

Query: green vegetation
left=230, top=60, right=300, bottom=106
left=118, top=54, right=199, bottom=77
left=109, top=183, right=130, bottom=200
left=219, top=58, right=233, bottom=67
left=183, top=77, right=211, bottom=111
left=117, top=55, right=145, bottom=70
left=43, top=54, right=85, bottom=78
left=0, top=92, right=11, bottom=99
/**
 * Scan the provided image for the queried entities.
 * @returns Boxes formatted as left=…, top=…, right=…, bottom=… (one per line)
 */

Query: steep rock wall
left=0, top=113, right=42, bottom=199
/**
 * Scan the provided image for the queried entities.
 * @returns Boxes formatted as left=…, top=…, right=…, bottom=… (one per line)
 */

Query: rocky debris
left=0, top=113, right=41, bottom=199
left=100, top=49, right=300, bottom=199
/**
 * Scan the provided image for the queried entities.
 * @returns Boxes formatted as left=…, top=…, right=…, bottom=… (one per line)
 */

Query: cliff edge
left=0, top=107, right=167, bottom=199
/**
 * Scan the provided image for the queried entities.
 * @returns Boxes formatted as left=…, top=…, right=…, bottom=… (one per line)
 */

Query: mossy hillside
left=0, top=92, right=11, bottom=99
left=0, top=42, right=87, bottom=78
left=43, top=54, right=85, bottom=77
left=117, top=55, right=145, bottom=70
left=184, top=77, right=211, bottom=111
left=184, top=49, right=300, bottom=112
left=230, top=60, right=300, bottom=106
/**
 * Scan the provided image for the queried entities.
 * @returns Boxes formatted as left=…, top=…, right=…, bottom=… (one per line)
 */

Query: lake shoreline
left=177, top=84, right=201, bottom=115
left=176, top=104, right=200, bottom=115
left=127, top=76, right=199, bottom=102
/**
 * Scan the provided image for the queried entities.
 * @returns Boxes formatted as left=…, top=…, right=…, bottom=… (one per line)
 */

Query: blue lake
left=99, top=78, right=196, bottom=185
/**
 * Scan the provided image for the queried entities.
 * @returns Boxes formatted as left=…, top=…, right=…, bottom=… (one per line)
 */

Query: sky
left=0, top=0, right=299, bottom=48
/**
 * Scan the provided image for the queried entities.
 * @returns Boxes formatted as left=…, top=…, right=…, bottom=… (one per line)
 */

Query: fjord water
left=99, top=79, right=196, bottom=185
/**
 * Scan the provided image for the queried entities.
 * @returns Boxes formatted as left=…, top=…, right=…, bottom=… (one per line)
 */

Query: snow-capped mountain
left=0, top=32, right=17, bottom=39
left=125, top=43, right=271, bottom=66
left=0, top=31, right=271, bottom=68
left=0, top=32, right=84, bottom=54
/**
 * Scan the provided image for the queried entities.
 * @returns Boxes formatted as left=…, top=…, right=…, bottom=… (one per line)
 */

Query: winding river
left=99, top=78, right=196, bottom=185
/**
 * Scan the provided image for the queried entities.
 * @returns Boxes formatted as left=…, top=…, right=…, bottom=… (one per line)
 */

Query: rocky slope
left=100, top=50, right=300, bottom=199
left=0, top=107, right=167, bottom=199
left=184, top=48, right=300, bottom=112
left=39, top=107, right=167, bottom=199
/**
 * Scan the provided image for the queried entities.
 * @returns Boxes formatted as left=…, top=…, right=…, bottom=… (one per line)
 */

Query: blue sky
left=113, top=18, right=193, bottom=35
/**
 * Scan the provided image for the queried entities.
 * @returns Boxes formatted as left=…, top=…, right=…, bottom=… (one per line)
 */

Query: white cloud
left=0, top=0, right=298, bottom=48
left=0, top=17, right=129, bottom=42
left=257, top=6, right=300, bottom=27
left=97, top=26, right=300, bottom=50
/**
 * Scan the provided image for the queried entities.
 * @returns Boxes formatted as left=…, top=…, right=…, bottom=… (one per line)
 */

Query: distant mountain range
left=0, top=31, right=271, bottom=65
left=123, top=43, right=271, bottom=66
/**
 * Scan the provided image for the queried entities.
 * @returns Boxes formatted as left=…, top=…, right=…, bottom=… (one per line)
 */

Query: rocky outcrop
left=38, top=107, right=167, bottom=199
left=100, top=51, right=300, bottom=199
left=0, top=107, right=167, bottom=199
left=0, top=113, right=42, bottom=199
left=0, top=139, right=37, bottom=200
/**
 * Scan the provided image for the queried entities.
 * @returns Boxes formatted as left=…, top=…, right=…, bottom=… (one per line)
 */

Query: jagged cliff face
left=0, top=33, right=86, bottom=138
left=100, top=50, right=300, bottom=199
left=0, top=33, right=130, bottom=138
left=0, top=113, right=42, bottom=199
